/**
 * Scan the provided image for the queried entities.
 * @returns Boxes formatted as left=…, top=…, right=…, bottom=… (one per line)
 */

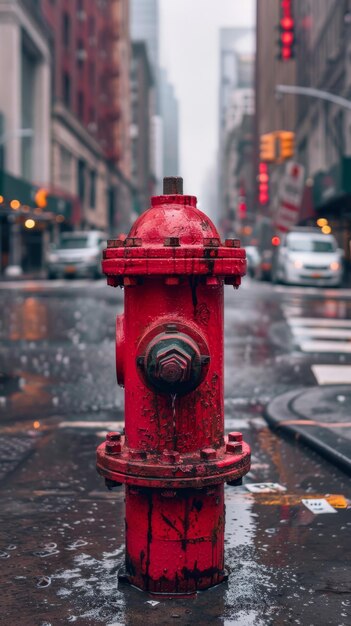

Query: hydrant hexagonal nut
left=142, top=332, right=206, bottom=395
left=156, top=350, right=191, bottom=383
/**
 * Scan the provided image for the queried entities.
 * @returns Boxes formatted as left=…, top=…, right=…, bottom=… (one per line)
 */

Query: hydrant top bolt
left=125, top=237, right=142, bottom=247
left=225, top=238, right=241, bottom=248
left=204, top=238, right=220, bottom=248
left=163, top=176, right=183, bottom=195
left=201, top=448, right=217, bottom=460
left=106, top=441, right=122, bottom=455
left=226, top=442, right=243, bottom=454
left=107, top=431, right=121, bottom=442
left=228, top=432, right=243, bottom=443
left=164, top=237, right=180, bottom=247
left=162, top=450, right=180, bottom=463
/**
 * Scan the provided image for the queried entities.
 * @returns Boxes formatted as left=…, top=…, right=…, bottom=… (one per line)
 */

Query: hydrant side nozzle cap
left=163, top=177, right=183, bottom=195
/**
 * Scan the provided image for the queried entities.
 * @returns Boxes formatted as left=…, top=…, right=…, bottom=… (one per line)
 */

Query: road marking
left=292, top=327, right=351, bottom=339
left=276, top=418, right=351, bottom=427
left=0, top=280, right=106, bottom=290
left=59, top=420, right=124, bottom=430
left=226, top=493, right=348, bottom=509
left=288, top=317, right=351, bottom=328
left=311, top=365, right=351, bottom=385
left=299, top=340, right=351, bottom=353
left=275, top=285, right=351, bottom=298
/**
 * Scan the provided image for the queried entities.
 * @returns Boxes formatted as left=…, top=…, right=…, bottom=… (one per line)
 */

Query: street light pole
left=275, top=85, right=351, bottom=111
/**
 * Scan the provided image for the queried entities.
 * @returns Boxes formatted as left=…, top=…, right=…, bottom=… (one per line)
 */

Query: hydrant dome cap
left=128, top=195, right=220, bottom=246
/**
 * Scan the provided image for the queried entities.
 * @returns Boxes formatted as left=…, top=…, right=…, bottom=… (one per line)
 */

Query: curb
left=264, top=387, right=351, bottom=475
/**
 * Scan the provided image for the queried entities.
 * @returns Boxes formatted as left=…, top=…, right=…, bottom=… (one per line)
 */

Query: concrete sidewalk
left=264, top=385, right=351, bottom=475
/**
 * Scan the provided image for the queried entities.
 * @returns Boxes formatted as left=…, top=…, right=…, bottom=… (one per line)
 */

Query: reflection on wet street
left=0, top=280, right=350, bottom=625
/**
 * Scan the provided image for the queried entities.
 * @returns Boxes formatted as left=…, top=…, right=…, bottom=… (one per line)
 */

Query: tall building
left=254, top=0, right=297, bottom=246
left=0, top=0, right=52, bottom=274
left=160, top=68, right=179, bottom=178
left=219, top=27, right=253, bottom=153
left=0, top=0, right=134, bottom=275
left=130, top=0, right=180, bottom=191
left=130, top=0, right=159, bottom=74
left=130, top=41, right=155, bottom=214
left=255, top=0, right=351, bottom=266
left=41, top=0, right=133, bottom=233
left=218, top=28, right=254, bottom=236
left=294, top=0, right=351, bottom=261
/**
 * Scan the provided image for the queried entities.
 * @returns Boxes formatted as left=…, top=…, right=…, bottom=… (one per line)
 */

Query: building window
left=62, top=12, right=70, bottom=48
left=88, top=62, right=95, bottom=86
left=63, top=72, right=71, bottom=107
left=90, top=170, right=96, bottom=209
left=77, top=159, right=86, bottom=201
left=88, top=15, right=95, bottom=37
left=78, top=91, right=84, bottom=119
left=60, top=146, right=72, bottom=188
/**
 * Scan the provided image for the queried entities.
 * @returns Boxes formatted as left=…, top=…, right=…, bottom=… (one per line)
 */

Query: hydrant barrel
left=97, top=178, right=251, bottom=595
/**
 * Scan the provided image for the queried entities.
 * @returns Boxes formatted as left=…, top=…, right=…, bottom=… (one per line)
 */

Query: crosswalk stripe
left=288, top=317, right=351, bottom=328
left=311, top=365, right=351, bottom=385
left=292, top=328, right=351, bottom=339
left=299, top=340, right=351, bottom=353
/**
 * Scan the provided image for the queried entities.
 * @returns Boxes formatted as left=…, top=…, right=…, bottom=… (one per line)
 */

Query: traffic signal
left=260, top=133, right=276, bottom=163
left=34, top=188, right=48, bottom=208
left=258, top=162, right=269, bottom=206
left=278, top=0, right=295, bottom=60
left=237, top=185, right=247, bottom=219
left=279, top=131, right=295, bottom=160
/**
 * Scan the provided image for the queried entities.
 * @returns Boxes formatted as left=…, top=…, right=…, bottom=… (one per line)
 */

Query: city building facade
left=159, top=68, right=179, bottom=178
left=255, top=0, right=351, bottom=264
left=0, top=0, right=135, bottom=274
left=42, top=0, right=133, bottom=234
left=0, top=0, right=52, bottom=273
left=218, top=28, right=254, bottom=238
left=294, top=0, right=351, bottom=261
left=255, top=0, right=297, bottom=235
left=130, top=41, right=155, bottom=215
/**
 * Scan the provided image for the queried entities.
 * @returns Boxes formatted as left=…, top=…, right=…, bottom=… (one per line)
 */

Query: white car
left=272, top=229, right=343, bottom=287
left=47, top=231, right=107, bottom=279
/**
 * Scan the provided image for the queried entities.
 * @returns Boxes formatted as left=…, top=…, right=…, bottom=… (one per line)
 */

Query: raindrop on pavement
left=37, top=576, right=51, bottom=588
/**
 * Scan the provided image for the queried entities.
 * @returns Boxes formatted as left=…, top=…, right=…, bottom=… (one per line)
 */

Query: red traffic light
left=281, top=31, right=294, bottom=46
left=272, top=236, right=281, bottom=247
left=281, top=46, right=293, bottom=60
left=280, top=16, right=294, bottom=30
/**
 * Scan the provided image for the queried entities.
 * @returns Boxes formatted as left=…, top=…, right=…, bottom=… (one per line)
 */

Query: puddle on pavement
left=0, top=419, right=349, bottom=625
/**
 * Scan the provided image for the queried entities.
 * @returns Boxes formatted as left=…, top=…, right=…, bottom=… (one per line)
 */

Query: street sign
left=275, top=161, right=305, bottom=232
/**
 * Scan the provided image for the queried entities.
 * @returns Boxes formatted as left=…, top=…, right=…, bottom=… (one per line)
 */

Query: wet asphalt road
left=0, top=277, right=350, bottom=625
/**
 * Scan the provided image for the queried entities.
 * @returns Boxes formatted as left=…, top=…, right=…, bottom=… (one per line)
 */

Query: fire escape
left=98, top=16, right=120, bottom=164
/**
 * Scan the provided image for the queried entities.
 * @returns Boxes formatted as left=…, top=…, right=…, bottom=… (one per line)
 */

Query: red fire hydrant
left=97, top=177, right=250, bottom=595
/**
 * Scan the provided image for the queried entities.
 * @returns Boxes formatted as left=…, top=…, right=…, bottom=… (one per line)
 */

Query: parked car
left=251, top=217, right=275, bottom=281
left=254, top=248, right=273, bottom=281
left=271, top=228, right=343, bottom=286
left=245, top=245, right=260, bottom=278
left=47, top=231, right=107, bottom=279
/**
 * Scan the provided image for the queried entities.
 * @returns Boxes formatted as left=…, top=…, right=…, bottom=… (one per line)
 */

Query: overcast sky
left=160, top=0, right=256, bottom=205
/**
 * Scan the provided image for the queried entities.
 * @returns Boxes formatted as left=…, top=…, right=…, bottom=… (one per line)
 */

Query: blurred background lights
left=24, top=218, right=36, bottom=229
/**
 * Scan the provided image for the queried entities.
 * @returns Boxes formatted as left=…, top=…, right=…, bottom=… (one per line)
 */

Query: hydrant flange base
left=96, top=437, right=250, bottom=489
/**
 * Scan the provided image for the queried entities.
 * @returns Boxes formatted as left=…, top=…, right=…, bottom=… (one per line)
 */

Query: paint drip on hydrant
left=97, top=177, right=251, bottom=595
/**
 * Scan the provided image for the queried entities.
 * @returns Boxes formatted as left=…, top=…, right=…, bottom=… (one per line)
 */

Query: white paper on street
left=301, top=498, right=337, bottom=514
left=245, top=482, right=287, bottom=493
